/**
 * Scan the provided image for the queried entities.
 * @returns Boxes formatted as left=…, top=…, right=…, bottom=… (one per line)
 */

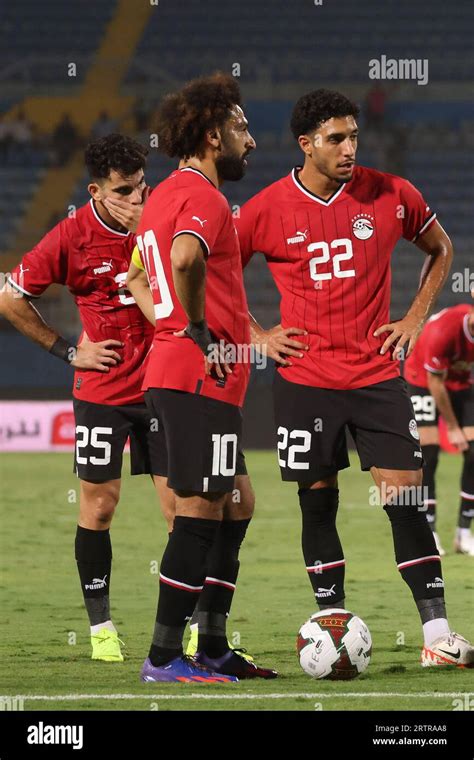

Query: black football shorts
left=408, top=382, right=474, bottom=429
left=145, top=388, right=247, bottom=493
left=73, top=398, right=162, bottom=482
left=273, top=373, right=423, bottom=482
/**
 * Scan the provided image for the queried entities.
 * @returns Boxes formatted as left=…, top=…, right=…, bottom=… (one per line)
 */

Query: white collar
left=291, top=167, right=347, bottom=206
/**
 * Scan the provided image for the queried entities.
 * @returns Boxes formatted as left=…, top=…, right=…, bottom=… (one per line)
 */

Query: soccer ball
left=297, top=608, right=372, bottom=680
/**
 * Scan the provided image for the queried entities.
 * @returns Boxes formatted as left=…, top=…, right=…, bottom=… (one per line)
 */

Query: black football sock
left=299, top=488, right=345, bottom=609
left=149, top=516, right=220, bottom=666
left=459, top=442, right=474, bottom=529
left=197, top=518, right=250, bottom=657
left=75, top=526, right=112, bottom=627
left=422, top=444, right=439, bottom=531
left=384, top=502, right=445, bottom=618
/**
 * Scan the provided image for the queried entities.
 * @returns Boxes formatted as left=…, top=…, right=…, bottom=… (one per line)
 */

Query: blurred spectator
left=133, top=99, right=151, bottom=132
left=52, top=113, right=79, bottom=166
left=9, top=109, right=33, bottom=146
left=0, top=109, right=34, bottom=163
left=387, top=124, right=408, bottom=175
left=91, top=110, right=118, bottom=139
left=365, top=84, right=386, bottom=130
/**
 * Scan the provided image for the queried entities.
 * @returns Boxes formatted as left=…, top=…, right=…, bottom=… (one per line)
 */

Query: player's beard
left=316, top=157, right=354, bottom=185
left=215, top=140, right=248, bottom=182
left=330, top=161, right=355, bottom=184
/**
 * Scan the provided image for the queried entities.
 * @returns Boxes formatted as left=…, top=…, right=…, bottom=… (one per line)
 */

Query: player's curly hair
left=290, top=89, right=360, bottom=139
left=85, top=134, right=148, bottom=180
left=157, top=72, right=242, bottom=159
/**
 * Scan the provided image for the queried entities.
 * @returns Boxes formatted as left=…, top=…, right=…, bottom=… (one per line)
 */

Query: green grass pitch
left=0, top=451, right=472, bottom=711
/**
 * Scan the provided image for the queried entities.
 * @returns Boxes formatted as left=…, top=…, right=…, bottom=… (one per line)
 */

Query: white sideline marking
left=2, top=691, right=471, bottom=702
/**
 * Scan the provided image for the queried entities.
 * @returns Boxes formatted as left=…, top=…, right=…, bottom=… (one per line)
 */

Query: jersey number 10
left=136, top=230, right=174, bottom=319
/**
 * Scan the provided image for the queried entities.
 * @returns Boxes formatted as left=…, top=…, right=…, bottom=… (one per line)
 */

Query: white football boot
left=453, top=528, right=474, bottom=556
left=421, top=632, right=474, bottom=668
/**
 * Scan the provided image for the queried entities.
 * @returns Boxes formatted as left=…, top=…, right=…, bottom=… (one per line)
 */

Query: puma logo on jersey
left=286, top=229, right=308, bottom=245
left=192, top=216, right=207, bottom=227
left=93, top=260, right=114, bottom=275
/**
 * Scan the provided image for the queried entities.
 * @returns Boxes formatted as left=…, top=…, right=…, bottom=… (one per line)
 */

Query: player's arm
left=426, top=370, right=468, bottom=451
left=237, top=197, right=308, bottom=365
left=126, top=247, right=155, bottom=326
left=0, top=284, right=122, bottom=371
left=171, top=233, right=229, bottom=379
left=374, top=221, right=453, bottom=358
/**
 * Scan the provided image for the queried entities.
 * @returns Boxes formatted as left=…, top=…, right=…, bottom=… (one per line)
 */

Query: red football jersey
left=237, top=164, right=436, bottom=390
left=9, top=200, right=154, bottom=405
left=136, top=167, right=250, bottom=408
left=404, top=304, right=474, bottom=391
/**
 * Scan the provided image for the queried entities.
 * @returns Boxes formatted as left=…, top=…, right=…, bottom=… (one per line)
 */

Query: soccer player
left=127, top=72, right=276, bottom=681
left=404, top=301, right=474, bottom=556
left=236, top=89, right=474, bottom=668
left=0, top=134, right=168, bottom=663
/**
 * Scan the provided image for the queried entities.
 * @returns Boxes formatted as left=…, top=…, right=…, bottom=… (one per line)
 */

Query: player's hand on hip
left=71, top=338, right=123, bottom=372
left=174, top=321, right=233, bottom=380
left=103, top=187, right=150, bottom=233
left=373, top=315, right=423, bottom=360
left=447, top=425, right=469, bottom=452
left=256, top=324, right=309, bottom=367
left=204, top=344, right=233, bottom=381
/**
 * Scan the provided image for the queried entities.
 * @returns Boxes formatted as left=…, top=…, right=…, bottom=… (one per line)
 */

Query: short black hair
left=290, top=89, right=360, bottom=139
left=157, top=71, right=243, bottom=159
left=85, top=133, right=148, bottom=180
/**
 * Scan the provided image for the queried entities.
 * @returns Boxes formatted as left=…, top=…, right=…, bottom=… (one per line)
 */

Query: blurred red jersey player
left=0, top=134, right=164, bottom=663
left=405, top=303, right=474, bottom=556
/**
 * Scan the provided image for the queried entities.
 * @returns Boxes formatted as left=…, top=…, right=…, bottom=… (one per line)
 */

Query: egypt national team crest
left=352, top=213, right=375, bottom=240
left=409, top=419, right=420, bottom=440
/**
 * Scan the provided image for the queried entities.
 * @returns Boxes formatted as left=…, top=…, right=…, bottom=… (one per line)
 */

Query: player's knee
left=380, top=469, right=423, bottom=500
left=224, top=476, right=255, bottom=519
left=93, top=491, right=119, bottom=524
left=236, top=476, right=255, bottom=518
left=81, top=481, right=120, bottom=525
left=298, top=475, right=338, bottom=490
left=153, top=475, right=176, bottom=530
